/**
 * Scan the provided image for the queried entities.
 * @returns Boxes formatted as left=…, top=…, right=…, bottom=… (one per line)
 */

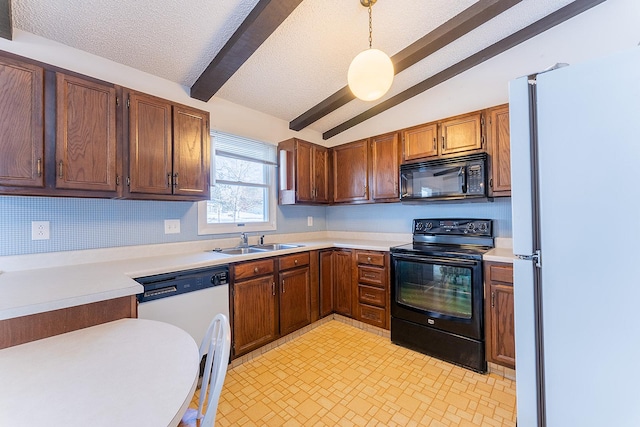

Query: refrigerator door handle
left=516, top=249, right=542, bottom=268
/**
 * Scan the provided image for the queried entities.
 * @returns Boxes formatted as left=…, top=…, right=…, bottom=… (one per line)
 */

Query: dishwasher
left=135, top=265, right=229, bottom=346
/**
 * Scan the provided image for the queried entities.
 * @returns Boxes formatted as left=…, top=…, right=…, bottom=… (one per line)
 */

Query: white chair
left=180, top=313, right=231, bottom=427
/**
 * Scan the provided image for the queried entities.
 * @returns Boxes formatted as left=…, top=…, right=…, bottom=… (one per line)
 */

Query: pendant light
left=347, top=0, right=394, bottom=101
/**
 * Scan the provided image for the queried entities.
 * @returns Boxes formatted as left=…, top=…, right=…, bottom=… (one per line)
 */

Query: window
left=198, top=132, right=277, bottom=235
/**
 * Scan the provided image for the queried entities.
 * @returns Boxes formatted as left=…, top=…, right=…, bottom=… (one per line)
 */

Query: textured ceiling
left=10, top=0, right=640, bottom=142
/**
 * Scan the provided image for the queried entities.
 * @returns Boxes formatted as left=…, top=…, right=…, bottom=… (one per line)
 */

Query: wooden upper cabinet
left=487, top=104, right=511, bottom=196
left=440, top=112, right=483, bottom=156
left=55, top=73, right=117, bottom=192
left=172, top=105, right=210, bottom=198
left=277, top=138, right=330, bottom=204
left=370, top=132, right=401, bottom=201
left=125, top=90, right=210, bottom=201
left=332, top=139, right=369, bottom=203
left=313, top=144, right=330, bottom=203
left=127, top=92, right=172, bottom=195
left=0, top=56, right=44, bottom=188
left=402, top=123, right=438, bottom=161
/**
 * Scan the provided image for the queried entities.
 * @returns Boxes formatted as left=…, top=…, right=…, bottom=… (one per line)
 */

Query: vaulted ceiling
left=3, top=0, right=640, bottom=144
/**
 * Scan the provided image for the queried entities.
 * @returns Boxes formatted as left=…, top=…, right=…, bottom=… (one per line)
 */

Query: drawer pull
left=367, top=256, right=372, bottom=262
left=254, top=267, right=259, bottom=273
left=294, top=259, right=298, bottom=265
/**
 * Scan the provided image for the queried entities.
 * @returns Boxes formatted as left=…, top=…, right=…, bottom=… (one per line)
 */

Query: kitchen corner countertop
left=0, top=238, right=409, bottom=321
left=483, top=247, right=516, bottom=264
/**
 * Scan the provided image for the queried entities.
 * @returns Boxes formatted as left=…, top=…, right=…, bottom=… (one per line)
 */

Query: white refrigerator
left=510, top=46, right=640, bottom=427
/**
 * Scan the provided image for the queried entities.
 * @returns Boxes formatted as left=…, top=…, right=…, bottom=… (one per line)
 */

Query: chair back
left=197, top=313, right=231, bottom=427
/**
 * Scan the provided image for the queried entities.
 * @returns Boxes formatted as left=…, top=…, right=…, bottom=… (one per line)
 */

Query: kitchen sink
left=252, top=243, right=304, bottom=251
left=214, top=243, right=304, bottom=255
left=217, top=247, right=269, bottom=255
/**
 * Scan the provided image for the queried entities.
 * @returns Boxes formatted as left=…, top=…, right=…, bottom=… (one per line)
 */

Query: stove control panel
left=412, top=219, right=492, bottom=236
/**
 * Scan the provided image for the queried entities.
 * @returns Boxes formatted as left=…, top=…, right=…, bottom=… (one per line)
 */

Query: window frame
left=197, top=132, right=277, bottom=236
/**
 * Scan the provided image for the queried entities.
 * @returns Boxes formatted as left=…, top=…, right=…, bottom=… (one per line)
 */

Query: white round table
left=0, top=318, right=200, bottom=427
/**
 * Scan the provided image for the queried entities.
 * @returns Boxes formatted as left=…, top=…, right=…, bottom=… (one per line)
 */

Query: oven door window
left=396, top=259, right=473, bottom=319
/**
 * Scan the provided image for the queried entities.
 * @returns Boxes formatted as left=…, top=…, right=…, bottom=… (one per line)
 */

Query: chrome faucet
left=239, top=232, right=249, bottom=247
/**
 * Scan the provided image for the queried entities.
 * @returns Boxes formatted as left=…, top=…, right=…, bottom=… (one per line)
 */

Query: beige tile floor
left=189, top=320, right=517, bottom=426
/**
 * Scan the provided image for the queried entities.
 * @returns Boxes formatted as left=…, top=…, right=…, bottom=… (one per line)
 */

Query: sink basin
left=217, top=247, right=269, bottom=255
left=252, top=243, right=304, bottom=251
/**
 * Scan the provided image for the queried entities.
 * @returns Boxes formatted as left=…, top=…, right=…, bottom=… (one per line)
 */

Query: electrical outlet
left=164, top=219, right=181, bottom=234
left=307, top=216, right=313, bottom=227
left=32, top=221, right=50, bottom=240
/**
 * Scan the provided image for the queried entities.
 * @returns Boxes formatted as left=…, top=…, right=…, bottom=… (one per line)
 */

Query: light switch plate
left=164, top=219, right=181, bottom=234
left=307, top=216, right=313, bottom=227
left=32, top=221, right=50, bottom=240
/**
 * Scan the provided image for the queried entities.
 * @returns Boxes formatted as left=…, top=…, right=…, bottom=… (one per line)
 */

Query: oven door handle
left=392, top=252, right=478, bottom=266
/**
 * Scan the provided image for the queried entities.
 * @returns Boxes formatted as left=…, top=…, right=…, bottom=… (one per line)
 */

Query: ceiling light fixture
left=347, top=0, right=394, bottom=102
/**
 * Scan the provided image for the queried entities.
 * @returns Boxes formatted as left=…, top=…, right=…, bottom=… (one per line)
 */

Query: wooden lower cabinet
left=279, top=254, right=311, bottom=336
left=484, top=262, right=515, bottom=369
left=334, top=249, right=354, bottom=317
left=0, top=296, right=136, bottom=349
left=231, top=259, right=278, bottom=357
left=355, top=250, right=389, bottom=329
left=231, top=253, right=313, bottom=358
left=319, top=249, right=335, bottom=317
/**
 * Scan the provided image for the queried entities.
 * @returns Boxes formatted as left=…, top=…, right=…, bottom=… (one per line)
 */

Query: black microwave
left=400, top=153, right=488, bottom=202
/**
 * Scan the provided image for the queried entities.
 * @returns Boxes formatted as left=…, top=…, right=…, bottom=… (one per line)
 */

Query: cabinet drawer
left=358, top=266, right=386, bottom=287
left=356, top=251, right=385, bottom=267
left=358, top=304, right=386, bottom=328
left=488, top=263, right=513, bottom=284
left=358, top=285, right=386, bottom=307
left=233, top=259, right=274, bottom=280
left=278, top=252, right=310, bottom=271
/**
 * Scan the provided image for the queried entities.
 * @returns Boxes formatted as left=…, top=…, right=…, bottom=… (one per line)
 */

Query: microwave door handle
left=460, top=167, right=467, bottom=193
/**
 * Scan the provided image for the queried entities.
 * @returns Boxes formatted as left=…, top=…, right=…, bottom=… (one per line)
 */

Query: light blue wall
left=326, top=198, right=512, bottom=238
left=0, top=196, right=327, bottom=256
left=0, top=195, right=510, bottom=256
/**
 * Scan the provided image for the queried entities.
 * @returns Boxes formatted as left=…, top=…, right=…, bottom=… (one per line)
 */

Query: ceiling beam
left=322, top=0, right=606, bottom=140
left=289, top=0, right=523, bottom=132
left=0, top=0, right=12, bottom=40
left=190, top=0, right=303, bottom=102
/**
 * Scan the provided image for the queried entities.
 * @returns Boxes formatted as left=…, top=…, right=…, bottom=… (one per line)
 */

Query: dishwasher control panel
left=135, top=265, right=229, bottom=303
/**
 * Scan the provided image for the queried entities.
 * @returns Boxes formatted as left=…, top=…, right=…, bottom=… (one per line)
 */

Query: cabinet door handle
left=441, top=136, right=445, bottom=150
left=491, top=291, right=496, bottom=308
left=58, top=160, right=63, bottom=178
left=489, top=178, right=493, bottom=188
left=363, top=185, right=367, bottom=197
left=167, top=173, right=172, bottom=187
left=36, top=158, right=42, bottom=177
left=432, top=137, right=436, bottom=151
left=272, top=282, right=276, bottom=296
left=282, top=279, right=285, bottom=293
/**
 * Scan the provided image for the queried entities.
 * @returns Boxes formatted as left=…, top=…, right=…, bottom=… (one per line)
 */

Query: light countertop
left=0, top=235, right=410, bottom=321
left=483, top=247, right=516, bottom=264
left=0, top=318, right=199, bottom=427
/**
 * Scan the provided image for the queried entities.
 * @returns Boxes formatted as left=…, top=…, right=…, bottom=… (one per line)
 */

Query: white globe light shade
left=348, top=48, right=394, bottom=101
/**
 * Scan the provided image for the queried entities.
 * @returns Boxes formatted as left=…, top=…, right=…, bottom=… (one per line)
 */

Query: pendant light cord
left=368, top=4, right=373, bottom=49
